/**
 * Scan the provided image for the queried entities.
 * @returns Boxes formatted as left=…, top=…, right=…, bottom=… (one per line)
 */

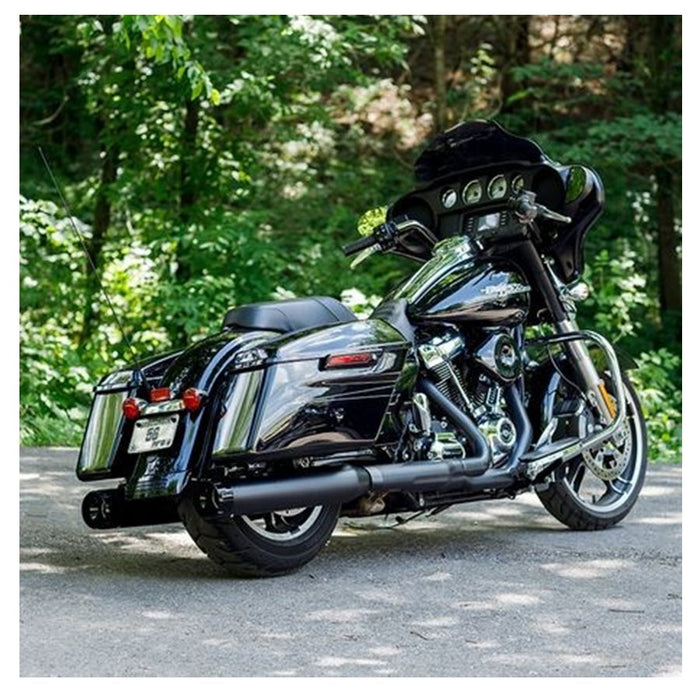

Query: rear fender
left=123, top=330, right=277, bottom=500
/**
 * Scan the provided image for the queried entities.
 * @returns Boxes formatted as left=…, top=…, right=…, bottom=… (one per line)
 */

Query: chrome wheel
left=240, top=506, right=324, bottom=542
left=537, top=375, right=647, bottom=530
left=561, top=383, right=644, bottom=514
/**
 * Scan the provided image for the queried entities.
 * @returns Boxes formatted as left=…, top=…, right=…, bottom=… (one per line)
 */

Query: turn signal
left=182, top=388, right=203, bottom=412
left=122, top=397, right=142, bottom=420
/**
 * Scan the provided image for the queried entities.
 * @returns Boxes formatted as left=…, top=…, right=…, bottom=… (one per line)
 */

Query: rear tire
left=536, top=375, right=647, bottom=530
left=179, top=497, right=340, bottom=578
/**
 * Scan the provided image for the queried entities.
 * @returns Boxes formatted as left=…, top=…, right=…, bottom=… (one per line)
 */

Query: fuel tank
left=386, top=237, right=530, bottom=326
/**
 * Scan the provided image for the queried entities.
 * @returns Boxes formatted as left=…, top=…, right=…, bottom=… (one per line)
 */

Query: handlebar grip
left=343, top=236, right=376, bottom=256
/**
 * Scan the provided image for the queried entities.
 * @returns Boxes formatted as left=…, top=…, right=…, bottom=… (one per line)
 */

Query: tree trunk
left=655, top=166, right=681, bottom=314
left=499, top=16, right=530, bottom=114
left=179, top=97, right=200, bottom=225
left=647, top=16, right=682, bottom=337
left=79, top=143, right=119, bottom=345
left=433, top=15, right=447, bottom=132
left=171, top=97, right=200, bottom=346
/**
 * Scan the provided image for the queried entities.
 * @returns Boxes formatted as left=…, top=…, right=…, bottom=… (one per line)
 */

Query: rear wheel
left=179, top=498, right=340, bottom=578
left=536, top=375, right=647, bottom=530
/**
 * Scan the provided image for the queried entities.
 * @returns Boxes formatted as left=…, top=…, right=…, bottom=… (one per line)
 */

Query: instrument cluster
left=439, top=171, right=527, bottom=211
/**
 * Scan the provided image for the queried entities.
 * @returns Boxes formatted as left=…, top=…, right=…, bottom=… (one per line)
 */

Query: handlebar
left=343, top=194, right=570, bottom=259
left=343, top=217, right=438, bottom=258
left=342, top=236, right=377, bottom=256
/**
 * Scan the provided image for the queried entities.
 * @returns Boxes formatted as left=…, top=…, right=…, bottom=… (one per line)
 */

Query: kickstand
left=391, top=505, right=450, bottom=528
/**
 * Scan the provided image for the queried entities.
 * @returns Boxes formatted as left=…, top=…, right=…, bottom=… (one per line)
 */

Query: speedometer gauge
left=511, top=175, right=525, bottom=194
left=462, top=180, right=482, bottom=205
left=488, top=175, right=508, bottom=200
left=441, top=188, right=458, bottom=208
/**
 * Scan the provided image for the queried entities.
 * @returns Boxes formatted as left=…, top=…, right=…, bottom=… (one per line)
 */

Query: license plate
left=128, top=415, right=180, bottom=454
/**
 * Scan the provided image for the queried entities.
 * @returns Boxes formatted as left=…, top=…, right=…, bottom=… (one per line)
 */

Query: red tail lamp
left=149, top=387, right=172, bottom=402
left=122, top=397, right=142, bottom=420
left=324, top=352, right=377, bottom=369
left=182, top=388, right=203, bottom=412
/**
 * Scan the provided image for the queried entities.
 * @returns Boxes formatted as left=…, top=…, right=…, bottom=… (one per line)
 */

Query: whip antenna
left=38, top=147, right=149, bottom=387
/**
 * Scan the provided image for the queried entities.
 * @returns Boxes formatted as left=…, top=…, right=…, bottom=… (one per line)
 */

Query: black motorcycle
left=76, top=121, right=647, bottom=577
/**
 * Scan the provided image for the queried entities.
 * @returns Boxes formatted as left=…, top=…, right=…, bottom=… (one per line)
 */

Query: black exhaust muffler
left=82, top=488, right=180, bottom=529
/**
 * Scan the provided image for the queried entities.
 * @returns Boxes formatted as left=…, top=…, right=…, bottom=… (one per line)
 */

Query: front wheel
left=179, top=498, right=340, bottom=577
left=536, top=375, right=647, bottom=530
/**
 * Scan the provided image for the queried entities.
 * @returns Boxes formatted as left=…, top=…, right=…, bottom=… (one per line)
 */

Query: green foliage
left=582, top=246, right=654, bottom=344
left=629, top=350, right=682, bottom=461
left=577, top=245, right=681, bottom=460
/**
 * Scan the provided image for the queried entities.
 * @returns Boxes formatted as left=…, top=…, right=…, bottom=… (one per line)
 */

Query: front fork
left=554, top=318, right=617, bottom=424
left=516, top=241, right=627, bottom=479
left=528, top=243, right=616, bottom=426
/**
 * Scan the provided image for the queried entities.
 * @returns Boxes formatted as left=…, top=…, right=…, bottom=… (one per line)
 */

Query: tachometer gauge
left=462, top=180, right=482, bottom=205
left=511, top=175, right=525, bottom=194
left=488, top=174, right=508, bottom=200
left=441, top=188, right=458, bottom=209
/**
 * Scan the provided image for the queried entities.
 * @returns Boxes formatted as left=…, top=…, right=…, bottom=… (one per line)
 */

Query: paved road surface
left=20, top=448, right=681, bottom=677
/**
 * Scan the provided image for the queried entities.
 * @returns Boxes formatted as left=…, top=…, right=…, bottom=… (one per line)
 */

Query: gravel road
left=20, top=447, right=681, bottom=677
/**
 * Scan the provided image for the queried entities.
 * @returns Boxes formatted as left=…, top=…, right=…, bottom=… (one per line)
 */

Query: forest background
left=18, top=15, right=682, bottom=460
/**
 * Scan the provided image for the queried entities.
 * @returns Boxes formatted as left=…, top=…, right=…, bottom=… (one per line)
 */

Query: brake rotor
left=582, top=424, right=632, bottom=480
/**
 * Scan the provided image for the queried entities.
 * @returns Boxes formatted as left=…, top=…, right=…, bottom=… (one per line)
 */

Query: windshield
left=414, top=120, right=551, bottom=183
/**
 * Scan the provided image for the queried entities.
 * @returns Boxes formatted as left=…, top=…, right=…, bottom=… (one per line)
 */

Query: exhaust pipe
left=203, top=378, right=511, bottom=518
left=82, top=488, right=180, bottom=529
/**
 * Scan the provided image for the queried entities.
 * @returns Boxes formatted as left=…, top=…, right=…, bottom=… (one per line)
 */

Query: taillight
left=182, top=388, right=203, bottom=412
left=122, top=397, right=142, bottom=420
left=149, top=387, right=172, bottom=402
left=324, top=352, right=378, bottom=369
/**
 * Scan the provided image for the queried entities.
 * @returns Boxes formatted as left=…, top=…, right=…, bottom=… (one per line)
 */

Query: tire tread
left=178, top=497, right=338, bottom=578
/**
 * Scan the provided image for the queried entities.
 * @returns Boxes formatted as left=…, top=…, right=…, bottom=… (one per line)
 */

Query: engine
left=413, top=328, right=521, bottom=466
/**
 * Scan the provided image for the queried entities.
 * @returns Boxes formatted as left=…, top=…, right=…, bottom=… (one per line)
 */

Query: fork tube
left=519, top=241, right=613, bottom=423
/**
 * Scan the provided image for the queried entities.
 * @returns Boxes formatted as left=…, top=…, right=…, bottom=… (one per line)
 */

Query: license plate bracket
left=128, top=414, right=180, bottom=454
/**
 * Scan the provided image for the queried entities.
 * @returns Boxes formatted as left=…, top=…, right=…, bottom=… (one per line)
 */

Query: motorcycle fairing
left=396, top=120, right=604, bottom=283
left=414, top=120, right=550, bottom=182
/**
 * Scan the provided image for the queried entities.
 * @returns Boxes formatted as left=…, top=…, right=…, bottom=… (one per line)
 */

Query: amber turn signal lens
left=599, top=383, right=617, bottom=419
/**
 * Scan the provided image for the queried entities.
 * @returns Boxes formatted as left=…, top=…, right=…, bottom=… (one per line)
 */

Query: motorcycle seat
left=222, top=296, right=356, bottom=334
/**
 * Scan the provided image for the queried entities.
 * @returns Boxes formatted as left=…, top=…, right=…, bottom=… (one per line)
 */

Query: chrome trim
left=212, top=370, right=265, bottom=457
left=555, top=319, right=614, bottom=422
left=142, top=399, right=186, bottom=415
left=523, top=329, right=627, bottom=480
left=77, top=390, right=127, bottom=475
